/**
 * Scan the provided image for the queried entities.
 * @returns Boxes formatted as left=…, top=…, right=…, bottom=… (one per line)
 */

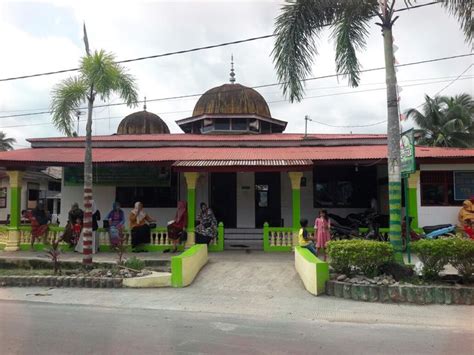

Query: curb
left=326, top=280, right=474, bottom=305
left=0, top=276, right=123, bottom=288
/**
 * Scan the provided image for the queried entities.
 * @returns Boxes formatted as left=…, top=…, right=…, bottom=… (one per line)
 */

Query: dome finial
left=229, top=54, right=236, bottom=84
left=143, top=96, right=147, bottom=111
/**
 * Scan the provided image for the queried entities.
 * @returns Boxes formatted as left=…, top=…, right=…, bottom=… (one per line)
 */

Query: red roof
left=27, top=133, right=387, bottom=143
left=0, top=145, right=472, bottom=166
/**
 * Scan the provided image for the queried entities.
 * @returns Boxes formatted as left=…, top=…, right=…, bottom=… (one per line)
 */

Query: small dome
left=117, top=110, right=170, bottom=135
left=193, top=83, right=271, bottom=118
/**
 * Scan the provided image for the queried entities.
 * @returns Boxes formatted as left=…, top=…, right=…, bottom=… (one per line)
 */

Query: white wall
left=417, top=163, right=474, bottom=227
left=236, top=172, right=255, bottom=227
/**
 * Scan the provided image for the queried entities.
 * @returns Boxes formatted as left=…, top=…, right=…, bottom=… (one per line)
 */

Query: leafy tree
left=50, top=27, right=138, bottom=265
left=0, top=132, right=16, bottom=151
left=406, top=93, right=474, bottom=148
left=272, top=0, right=472, bottom=261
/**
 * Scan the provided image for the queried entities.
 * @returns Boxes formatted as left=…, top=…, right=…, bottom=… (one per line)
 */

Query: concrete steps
left=224, top=228, right=263, bottom=250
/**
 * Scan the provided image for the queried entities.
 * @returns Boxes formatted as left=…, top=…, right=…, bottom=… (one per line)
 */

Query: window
left=116, top=173, right=178, bottom=208
left=48, top=181, right=61, bottom=192
left=231, top=118, right=247, bottom=131
left=261, top=121, right=271, bottom=133
left=0, top=187, right=6, bottom=208
left=313, top=166, right=376, bottom=208
left=214, top=118, right=230, bottom=130
left=420, top=171, right=455, bottom=206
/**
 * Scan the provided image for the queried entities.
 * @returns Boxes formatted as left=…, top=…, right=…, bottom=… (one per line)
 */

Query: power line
left=0, top=52, right=472, bottom=120
left=431, top=63, right=474, bottom=97
left=0, top=2, right=438, bottom=83
left=2, top=75, right=472, bottom=130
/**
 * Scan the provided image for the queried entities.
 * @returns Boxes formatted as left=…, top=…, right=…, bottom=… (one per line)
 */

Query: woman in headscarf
left=62, top=202, right=84, bottom=247
left=195, top=202, right=217, bottom=245
left=75, top=200, right=100, bottom=254
left=30, top=200, right=50, bottom=249
left=165, top=201, right=187, bottom=253
left=106, top=202, right=125, bottom=248
left=458, top=200, right=474, bottom=227
left=130, top=201, right=155, bottom=252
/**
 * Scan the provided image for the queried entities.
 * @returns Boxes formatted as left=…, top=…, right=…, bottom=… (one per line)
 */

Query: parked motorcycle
left=400, top=217, right=457, bottom=251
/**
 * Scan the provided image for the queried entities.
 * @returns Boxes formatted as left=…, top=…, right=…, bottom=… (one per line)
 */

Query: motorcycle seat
left=422, top=224, right=452, bottom=234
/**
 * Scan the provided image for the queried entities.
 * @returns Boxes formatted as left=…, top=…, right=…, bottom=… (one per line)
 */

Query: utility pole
left=304, top=115, right=311, bottom=138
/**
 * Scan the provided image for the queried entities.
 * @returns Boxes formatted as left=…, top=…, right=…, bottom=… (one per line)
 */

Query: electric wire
left=0, top=1, right=438, bottom=83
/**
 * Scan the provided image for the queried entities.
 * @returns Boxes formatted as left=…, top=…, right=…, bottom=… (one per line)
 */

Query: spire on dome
left=229, top=54, right=236, bottom=84
left=143, top=96, right=147, bottom=111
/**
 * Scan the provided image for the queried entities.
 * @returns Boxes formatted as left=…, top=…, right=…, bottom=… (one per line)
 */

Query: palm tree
left=0, top=132, right=16, bottom=151
left=272, top=0, right=472, bottom=262
left=51, top=28, right=138, bottom=265
left=407, top=93, right=474, bottom=148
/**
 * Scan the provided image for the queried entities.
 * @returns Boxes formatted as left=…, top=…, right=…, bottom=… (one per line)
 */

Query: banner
left=400, top=129, right=416, bottom=176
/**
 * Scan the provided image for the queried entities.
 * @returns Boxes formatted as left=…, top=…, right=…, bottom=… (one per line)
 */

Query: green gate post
left=288, top=172, right=303, bottom=247
left=184, top=172, right=199, bottom=247
left=407, top=171, right=420, bottom=229
left=5, top=171, right=23, bottom=251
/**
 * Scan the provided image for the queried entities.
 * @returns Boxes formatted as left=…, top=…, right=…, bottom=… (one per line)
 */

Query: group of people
left=299, top=209, right=331, bottom=260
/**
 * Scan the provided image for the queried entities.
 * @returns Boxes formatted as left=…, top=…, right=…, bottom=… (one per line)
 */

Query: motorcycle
left=400, top=217, right=457, bottom=251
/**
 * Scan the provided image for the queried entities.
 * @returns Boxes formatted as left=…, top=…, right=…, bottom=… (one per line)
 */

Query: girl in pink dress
left=314, top=209, right=331, bottom=260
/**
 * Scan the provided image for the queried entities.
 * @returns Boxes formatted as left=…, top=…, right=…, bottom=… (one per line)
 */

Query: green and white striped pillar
left=288, top=172, right=303, bottom=247
left=389, top=180, right=403, bottom=263
left=5, top=170, right=23, bottom=251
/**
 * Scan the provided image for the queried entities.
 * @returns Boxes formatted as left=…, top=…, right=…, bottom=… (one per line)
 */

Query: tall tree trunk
left=82, top=89, right=94, bottom=265
left=383, top=26, right=403, bottom=263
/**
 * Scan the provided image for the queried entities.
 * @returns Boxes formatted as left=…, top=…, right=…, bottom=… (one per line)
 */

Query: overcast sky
left=0, top=0, right=472, bottom=148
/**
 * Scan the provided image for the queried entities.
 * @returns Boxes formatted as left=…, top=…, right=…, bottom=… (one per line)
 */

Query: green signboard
left=400, top=129, right=416, bottom=176
left=64, top=166, right=171, bottom=187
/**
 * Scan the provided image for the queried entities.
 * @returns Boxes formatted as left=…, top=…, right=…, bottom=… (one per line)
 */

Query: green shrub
left=124, top=256, right=145, bottom=271
left=411, top=239, right=451, bottom=280
left=327, top=240, right=394, bottom=277
left=447, top=238, right=474, bottom=282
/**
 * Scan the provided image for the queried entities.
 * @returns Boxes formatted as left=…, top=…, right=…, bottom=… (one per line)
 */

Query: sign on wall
left=400, top=129, right=416, bottom=176
left=64, top=166, right=171, bottom=187
left=454, top=171, right=474, bottom=201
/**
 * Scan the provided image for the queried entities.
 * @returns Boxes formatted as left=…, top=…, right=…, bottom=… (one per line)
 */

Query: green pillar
left=288, top=172, right=303, bottom=231
left=184, top=172, right=199, bottom=247
left=389, top=181, right=403, bottom=263
left=5, top=171, right=23, bottom=251
left=407, top=171, right=420, bottom=229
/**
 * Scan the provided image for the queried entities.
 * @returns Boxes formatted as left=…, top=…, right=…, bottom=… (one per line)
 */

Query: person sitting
left=30, top=201, right=50, bottom=248
left=62, top=203, right=84, bottom=248
left=106, top=202, right=125, bottom=248
left=299, top=218, right=317, bottom=256
left=463, top=219, right=474, bottom=240
left=195, top=202, right=217, bottom=245
left=129, top=202, right=155, bottom=252
left=458, top=200, right=474, bottom=228
left=165, top=201, right=187, bottom=253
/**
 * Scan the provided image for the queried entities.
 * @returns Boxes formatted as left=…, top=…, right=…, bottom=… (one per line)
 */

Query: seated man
left=165, top=201, right=187, bottom=253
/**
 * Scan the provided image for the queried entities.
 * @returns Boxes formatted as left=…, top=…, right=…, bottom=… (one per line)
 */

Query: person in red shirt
left=463, top=219, right=474, bottom=240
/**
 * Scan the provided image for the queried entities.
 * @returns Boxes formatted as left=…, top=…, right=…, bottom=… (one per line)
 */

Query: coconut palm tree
left=0, top=132, right=16, bottom=151
left=272, top=0, right=472, bottom=261
left=407, top=93, right=474, bottom=148
left=51, top=31, right=138, bottom=265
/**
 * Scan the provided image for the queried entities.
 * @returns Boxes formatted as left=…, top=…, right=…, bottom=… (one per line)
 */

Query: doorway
left=255, top=172, right=281, bottom=228
left=210, top=172, right=237, bottom=228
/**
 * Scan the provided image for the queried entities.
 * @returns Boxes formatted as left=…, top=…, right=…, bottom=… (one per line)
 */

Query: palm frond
left=50, top=76, right=88, bottom=136
left=0, top=131, right=16, bottom=151
left=438, top=0, right=473, bottom=43
left=272, top=0, right=338, bottom=102
left=331, top=1, right=376, bottom=87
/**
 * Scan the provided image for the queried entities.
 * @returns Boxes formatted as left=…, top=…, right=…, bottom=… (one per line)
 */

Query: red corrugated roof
left=27, top=133, right=387, bottom=143
left=0, top=145, right=472, bottom=165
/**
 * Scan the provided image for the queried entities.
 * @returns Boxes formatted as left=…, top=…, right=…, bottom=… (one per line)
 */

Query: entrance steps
left=224, top=228, right=263, bottom=250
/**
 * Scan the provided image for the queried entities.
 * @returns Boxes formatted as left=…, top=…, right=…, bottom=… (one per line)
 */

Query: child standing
left=314, top=209, right=331, bottom=260
left=298, top=218, right=317, bottom=256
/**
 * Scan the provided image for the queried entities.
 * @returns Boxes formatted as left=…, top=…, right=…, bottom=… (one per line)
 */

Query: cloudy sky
left=0, top=0, right=472, bottom=148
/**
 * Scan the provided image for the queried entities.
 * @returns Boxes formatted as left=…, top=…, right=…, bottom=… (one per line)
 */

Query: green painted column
left=288, top=172, right=303, bottom=233
left=389, top=181, right=403, bottom=263
left=5, top=171, right=23, bottom=251
left=408, top=171, right=420, bottom=229
left=184, top=172, right=199, bottom=247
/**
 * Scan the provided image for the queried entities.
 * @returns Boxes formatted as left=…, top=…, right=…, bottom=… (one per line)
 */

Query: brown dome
left=117, top=110, right=170, bottom=135
left=192, top=84, right=271, bottom=117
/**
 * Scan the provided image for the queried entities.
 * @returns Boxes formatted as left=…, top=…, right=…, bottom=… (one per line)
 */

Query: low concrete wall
left=171, top=244, right=208, bottom=288
left=294, top=246, right=329, bottom=295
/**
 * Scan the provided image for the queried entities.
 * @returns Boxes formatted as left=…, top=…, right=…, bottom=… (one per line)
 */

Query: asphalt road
left=0, top=300, right=472, bottom=355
